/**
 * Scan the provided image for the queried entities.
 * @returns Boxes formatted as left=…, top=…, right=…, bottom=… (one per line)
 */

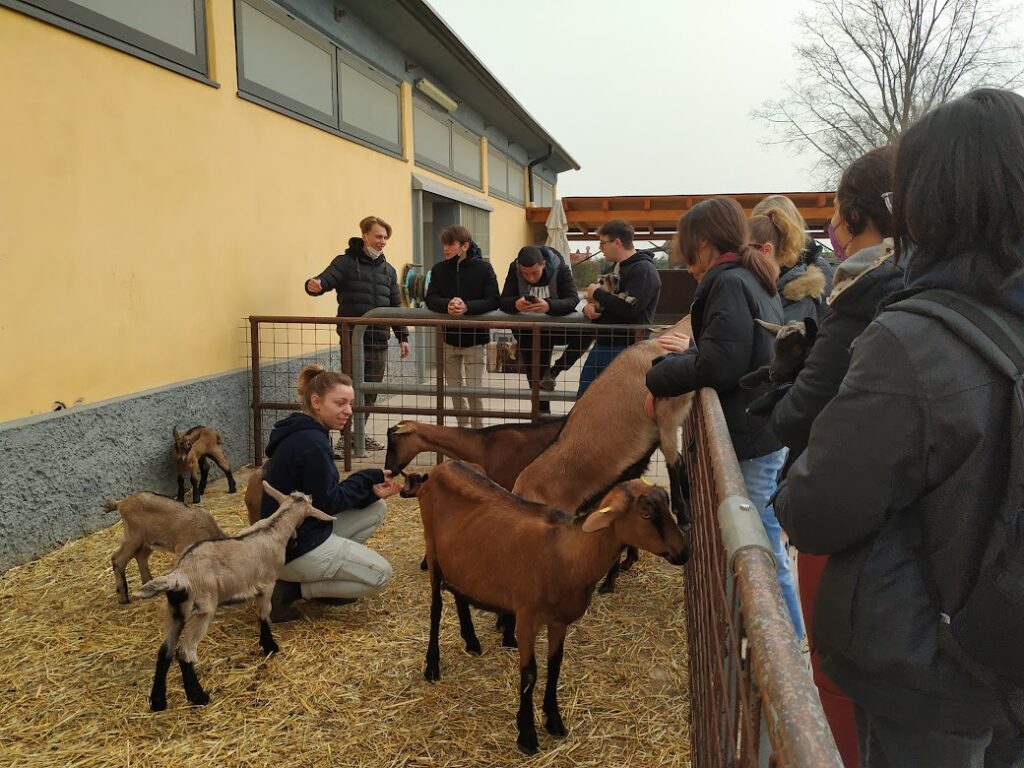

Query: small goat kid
left=738, top=318, right=818, bottom=416
left=134, top=482, right=333, bottom=711
left=402, top=463, right=689, bottom=755
left=172, top=426, right=237, bottom=504
left=105, top=493, right=225, bottom=604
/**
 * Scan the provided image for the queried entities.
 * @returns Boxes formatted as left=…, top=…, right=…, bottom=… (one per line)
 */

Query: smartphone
left=524, top=294, right=537, bottom=303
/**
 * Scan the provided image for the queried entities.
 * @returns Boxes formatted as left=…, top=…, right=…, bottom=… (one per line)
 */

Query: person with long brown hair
left=261, top=364, right=402, bottom=622
left=645, top=197, right=804, bottom=639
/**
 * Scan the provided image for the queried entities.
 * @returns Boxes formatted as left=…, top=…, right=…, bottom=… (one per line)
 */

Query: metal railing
left=246, top=311, right=842, bottom=766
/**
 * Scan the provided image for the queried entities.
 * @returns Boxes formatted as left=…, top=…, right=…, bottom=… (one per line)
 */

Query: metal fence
left=245, top=311, right=842, bottom=767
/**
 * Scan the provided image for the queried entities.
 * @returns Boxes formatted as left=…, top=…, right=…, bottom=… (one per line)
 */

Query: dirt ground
left=0, top=469, right=690, bottom=768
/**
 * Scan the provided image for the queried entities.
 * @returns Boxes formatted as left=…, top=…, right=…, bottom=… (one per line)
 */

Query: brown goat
left=244, top=465, right=266, bottom=525
left=512, top=316, right=694, bottom=591
left=172, top=426, right=237, bottom=504
left=401, top=462, right=689, bottom=755
left=383, top=417, right=566, bottom=490
left=105, top=493, right=225, bottom=604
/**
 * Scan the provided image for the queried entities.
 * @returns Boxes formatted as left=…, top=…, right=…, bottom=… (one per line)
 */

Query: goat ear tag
left=582, top=507, right=614, bottom=533
left=640, top=477, right=653, bottom=486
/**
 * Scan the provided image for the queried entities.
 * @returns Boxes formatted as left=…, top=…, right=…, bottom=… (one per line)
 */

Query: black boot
left=270, top=580, right=303, bottom=623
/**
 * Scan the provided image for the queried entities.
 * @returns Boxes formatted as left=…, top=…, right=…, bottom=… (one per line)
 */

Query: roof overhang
left=342, top=0, right=579, bottom=174
left=528, top=193, right=838, bottom=239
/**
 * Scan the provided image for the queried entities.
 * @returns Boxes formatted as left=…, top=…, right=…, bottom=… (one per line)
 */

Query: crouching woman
left=263, top=364, right=402, bottom=622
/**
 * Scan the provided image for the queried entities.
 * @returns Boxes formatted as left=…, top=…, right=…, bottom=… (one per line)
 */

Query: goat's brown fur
left=405, top=462, right=689, bottom=754
left=105, top=493, right=224, bottom=604
left=171, top=426, right=237, bottom=504
left=244, top=466, right=265, bottom=525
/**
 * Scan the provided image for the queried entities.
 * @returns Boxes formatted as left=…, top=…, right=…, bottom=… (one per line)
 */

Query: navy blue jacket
left=261, top=413, right=384, bottom=561
left=646, top=261, right=784, bottom=460
left=591, top=250, right=661, bottom=345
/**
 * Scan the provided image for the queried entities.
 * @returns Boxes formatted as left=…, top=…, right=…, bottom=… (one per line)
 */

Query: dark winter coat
left=591, top=250, right=661, bottom=345
left=261, top=413, right=383, bottom=562
left=424, top=243, right=500, bottom=347
left=308, top=237, right=409, bottom=346
left=771, top=240, right=902, bottom=459
left=774, top=260, right=1024, bottom=733
left=646, top=260, right=784, bottom=460
left=499, top=247, right=579, bottom=316
left=779, top=261, right=829, bottom=325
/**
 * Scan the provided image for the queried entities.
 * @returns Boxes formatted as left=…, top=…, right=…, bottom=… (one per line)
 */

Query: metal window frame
left=3, top=0, right=211, bottom=82
left=413, top=98, right=483, bottom=191
left=487, top=146, right=525, bottom=207
left=337, top=49, right=402, bottom=155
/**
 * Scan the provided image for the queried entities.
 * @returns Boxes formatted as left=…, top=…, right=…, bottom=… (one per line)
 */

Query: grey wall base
left=0, top=368, right=250, bottom=574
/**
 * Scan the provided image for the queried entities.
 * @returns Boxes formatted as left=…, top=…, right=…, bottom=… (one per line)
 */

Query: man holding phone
left=499, top=246, right=584, bottom=412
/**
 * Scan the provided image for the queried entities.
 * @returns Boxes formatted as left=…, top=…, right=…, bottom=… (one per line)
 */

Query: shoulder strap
left=887, top=289, right=1024, bottom=381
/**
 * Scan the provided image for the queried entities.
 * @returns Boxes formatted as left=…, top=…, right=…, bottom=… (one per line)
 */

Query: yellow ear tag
left=640, top=477, right=653, bottom=486
left=595, top=506, right=612, bottom=514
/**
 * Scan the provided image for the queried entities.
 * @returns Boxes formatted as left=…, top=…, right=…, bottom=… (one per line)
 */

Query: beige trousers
left=442, top=343, right=485, bottom=429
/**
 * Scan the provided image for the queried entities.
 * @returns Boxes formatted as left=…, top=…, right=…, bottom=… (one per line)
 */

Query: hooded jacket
left=774, top=257, right=1024, bottom=733
left=499, top=247, right=580, bottom=316
left=260, top=412, right=384, bottom=561
left=424, top=243, right=500, bottom=347
left=308, top=237, right=409, bottom=346
left=770, top=239, right=902, bottom=459
left=590, top=250, right=661, bottom=345
left=646, top=260, right=785, bottom=460
left=779, top=260, right=829, bottom=325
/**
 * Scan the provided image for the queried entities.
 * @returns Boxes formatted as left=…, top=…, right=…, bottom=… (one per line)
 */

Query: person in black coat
left=644, top=198, right=803, bottom=640
left=577, top=219, right=661, bottom=395
left=424, top=225, right=499, bottom=429
left=499, top=245, right=584, bottom=413
left=263, top=365, right=402, bottom=622
left=776, top=88, right=1024, bottom=767
left=305, top=216, right=410, bottom=451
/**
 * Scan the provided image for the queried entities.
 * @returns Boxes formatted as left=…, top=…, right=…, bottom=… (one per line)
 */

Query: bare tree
left=755, top=0, right=1024, bottom=183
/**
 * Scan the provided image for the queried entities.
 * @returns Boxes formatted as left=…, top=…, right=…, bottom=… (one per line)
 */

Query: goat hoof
left=545, top=716, right=568, bottom=738
left=150, top=697, right=167, bottom=712
left=516, top=735, right=539, bottom=755
left=419, top=556, right=428, bottom=571
left=261, top=641, right=279, bottom=656
left=619, top=559, right=636, bottom=573
left=118, top=595, right=130, bottom=605
left=465, top=640, right=482, bottom=656
left=424, top=663, right=441, bottom=682
left=187, top=690, right=210, bottom=706
left=597, top=582, right=615, bottom=594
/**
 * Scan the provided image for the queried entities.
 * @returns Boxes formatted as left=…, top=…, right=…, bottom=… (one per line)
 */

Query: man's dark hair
left=516, top=246, right=545, bottom=267
left=440, top=225, right=473, bottom=246
left=893, top=88, right=1024, bottom=299
left=598, top=220, right=634, bottom=248
left=838, top=145, right=894, bottom=238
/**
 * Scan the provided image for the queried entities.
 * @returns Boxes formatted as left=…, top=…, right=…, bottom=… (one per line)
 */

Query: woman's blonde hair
left=748, top=196, right=806, bottom=268
left=296, top=364, right=352, bottom=410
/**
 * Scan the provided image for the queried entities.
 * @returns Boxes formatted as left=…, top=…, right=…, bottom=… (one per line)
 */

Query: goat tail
left=134, top=574, right=186, bottom=600
left=102, top=499, right=120, bottom=513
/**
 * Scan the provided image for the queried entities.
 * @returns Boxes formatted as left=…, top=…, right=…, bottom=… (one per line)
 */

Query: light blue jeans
left=738, top=448, right=805, bottom=640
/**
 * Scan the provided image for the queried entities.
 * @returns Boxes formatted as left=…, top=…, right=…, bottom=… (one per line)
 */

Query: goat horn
left=754, top=318, right=785, bottom=335
left=262, top=481, right=287, bottom=503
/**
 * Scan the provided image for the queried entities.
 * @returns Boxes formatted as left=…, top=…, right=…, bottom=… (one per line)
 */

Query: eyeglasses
left=881, top=192, right=893, bottom=213
left=597, top=238, right=614, bottom=248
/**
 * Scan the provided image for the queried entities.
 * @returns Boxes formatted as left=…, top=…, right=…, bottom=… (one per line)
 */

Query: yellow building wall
left=0, top=4, right=533, bottom=422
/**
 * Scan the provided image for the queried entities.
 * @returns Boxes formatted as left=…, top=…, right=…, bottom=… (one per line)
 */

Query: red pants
left=799, top=552, right=861, bottom=768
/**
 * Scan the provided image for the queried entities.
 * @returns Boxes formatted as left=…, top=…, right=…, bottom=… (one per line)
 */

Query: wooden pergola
left=527, top=192, right=837, bottom=240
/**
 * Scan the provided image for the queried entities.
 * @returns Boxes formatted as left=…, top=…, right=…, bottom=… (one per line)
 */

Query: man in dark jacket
left=425, top=225, right=499, bottom=428
left=499, top=245, right=584, bottom=413
left=577, top=219, right=661, bottom=395
left=305, top=215, right=410, bottom=451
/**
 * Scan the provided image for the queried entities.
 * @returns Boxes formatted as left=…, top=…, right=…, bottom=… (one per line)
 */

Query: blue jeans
left=577, top=342, right=626, bottom=396
left=739, top=448, right=805, bottom=640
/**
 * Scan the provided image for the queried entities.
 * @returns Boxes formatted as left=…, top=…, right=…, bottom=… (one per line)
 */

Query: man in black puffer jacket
left=425, top=225, right=499, bottom=429
left=305, top=216, right=409, bottom=450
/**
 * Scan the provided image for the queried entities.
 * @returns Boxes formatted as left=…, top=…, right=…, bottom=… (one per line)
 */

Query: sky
left=427, top=0, right=1024, bottom=198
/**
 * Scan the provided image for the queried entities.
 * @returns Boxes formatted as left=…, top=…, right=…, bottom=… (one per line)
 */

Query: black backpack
left=888, top=288, right=1024, bottom=689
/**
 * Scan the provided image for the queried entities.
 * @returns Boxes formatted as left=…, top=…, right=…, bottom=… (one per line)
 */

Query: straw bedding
left=0, top=469, right=690, bottom=767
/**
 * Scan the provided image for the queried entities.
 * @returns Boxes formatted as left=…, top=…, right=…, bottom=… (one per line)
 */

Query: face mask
left=828, top=221, right=849, bottom=262
left=364, top=245, right=383, bottom=259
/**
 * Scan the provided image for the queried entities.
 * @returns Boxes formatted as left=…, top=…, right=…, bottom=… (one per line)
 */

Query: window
left=487, top=147, right=525, bottom=205
left=235, top=0, right=402, bottom=155
left=414, top=102, right=482, bottom=189
left=532, top=174, right=555, bottom=207
left=459, top=204, right=490, bottom=258
left=7, top=0, right=208, bottom=78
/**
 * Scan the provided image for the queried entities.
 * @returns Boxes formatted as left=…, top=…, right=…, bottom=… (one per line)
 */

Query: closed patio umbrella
left=545, top=199, right=571, bottom=260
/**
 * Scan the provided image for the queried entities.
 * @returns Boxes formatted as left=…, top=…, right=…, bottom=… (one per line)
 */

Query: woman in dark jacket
left=263, top=365, right=402, bottom=622
left=425, top=225, right=499, bottom=429
left=644, top=198, right=802, bottom=638
left=776, top=88, right=1024, bottom=767
left=764, top=145, right=899, bottom=768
